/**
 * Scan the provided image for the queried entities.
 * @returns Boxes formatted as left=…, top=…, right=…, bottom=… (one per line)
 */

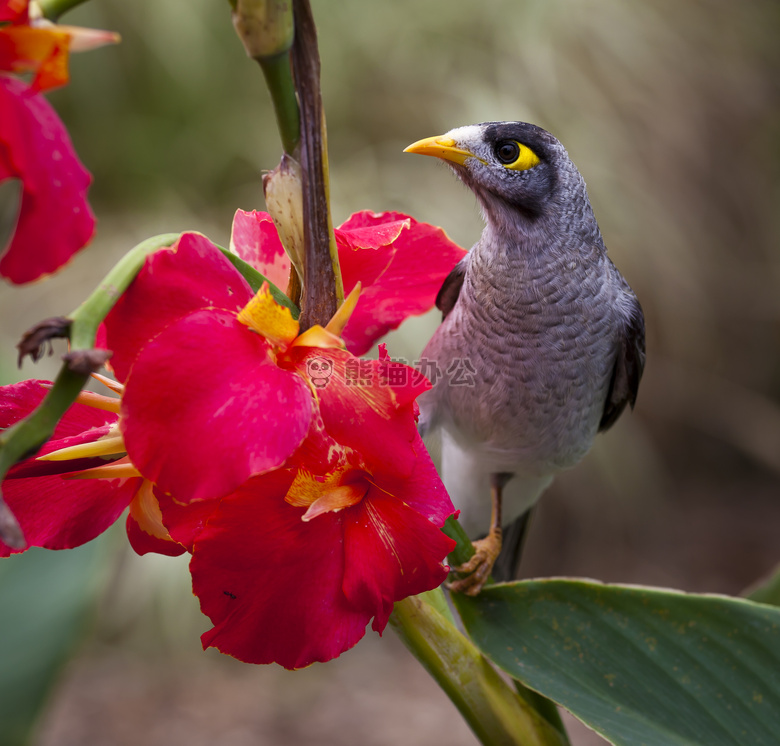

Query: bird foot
left=446, top=529, right=502, bottom=596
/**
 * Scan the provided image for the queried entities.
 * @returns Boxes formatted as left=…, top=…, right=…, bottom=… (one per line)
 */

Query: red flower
left=101, top=226, right=458, bottom=667
left=0, top=1, right=118, bottom=283
left=2, top=211, right=463, bottom=667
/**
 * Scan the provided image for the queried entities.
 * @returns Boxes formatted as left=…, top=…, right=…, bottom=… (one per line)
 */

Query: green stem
left=259, top=52, right=300, bottom=155
left=441, top=516, right=570, bottom=742
left=0, top=234, right=180, bottom=547
left=38, top=0, right=91, bottom=22
left=390, top=590, right=567, bottom=746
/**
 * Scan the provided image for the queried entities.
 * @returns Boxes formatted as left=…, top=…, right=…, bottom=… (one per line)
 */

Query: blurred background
left=1, top=0, right=779, bottom=744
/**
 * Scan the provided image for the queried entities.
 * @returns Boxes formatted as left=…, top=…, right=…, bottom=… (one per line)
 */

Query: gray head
left=405, top=121, right=595, bottom=244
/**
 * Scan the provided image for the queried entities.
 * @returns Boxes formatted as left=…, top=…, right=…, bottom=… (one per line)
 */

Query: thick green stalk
left=441, top=516, right=571, bottom=743
left=259, top=52, right=300, bottom=155
left=230, top=0, right=300, bottom=155
left=390, top=590, right=567, bottom=746
left=37, top=0, right=90, bottom=21
left=0, top=234, right=180, bottom=548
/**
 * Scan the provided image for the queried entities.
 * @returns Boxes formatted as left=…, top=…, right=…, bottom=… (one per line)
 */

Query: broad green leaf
left=0, top=542, right=106, bottom=746
left=454, top=579, right=780, bottom=746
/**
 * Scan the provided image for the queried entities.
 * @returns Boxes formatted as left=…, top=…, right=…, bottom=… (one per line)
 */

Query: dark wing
left=599, top=290, right=646, bottom=432
left=436, top=258, right=467, bottom=319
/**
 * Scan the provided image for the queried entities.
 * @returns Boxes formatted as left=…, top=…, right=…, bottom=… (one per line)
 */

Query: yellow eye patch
left=495, top=140, right=541, bottom=172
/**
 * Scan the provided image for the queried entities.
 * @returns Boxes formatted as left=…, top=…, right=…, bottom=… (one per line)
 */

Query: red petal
left=335, top=216, right=409, bottom=293
left=1, top=379, right=102, bottom=432
left=338, top=211, right=466, bottom=355
left=6, top=422, right=114, bottom=479
left=0, top=379, right=134, bottom=556
left=229, top=210, right=290, bottom=290
left=126, top=511, right=185, bottom=557
left=377, top=432, right=455, bottom=527
left=0, top=76, right=94, bottom=284
left=0, top=1, right=28, bottom=23
left=157, top=490, right=220, bottom=552
left=343, top=489, right=455, bottom=632
left=121, top=310, right=312, bottom=503
left=288, top=347, right=425, bottom=476
left=337, top=214, right=410, bottom=251
left=0, top=379, right=119, bottom=482
left=102, top=232, right=254, bottom=382
left=0, top=474, right=139, bottom=556
left=192, top=472, right=369, bottom=669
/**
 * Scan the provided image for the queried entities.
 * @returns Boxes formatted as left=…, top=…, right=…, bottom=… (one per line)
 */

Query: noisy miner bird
left=405, top=122, right=645, bottom=595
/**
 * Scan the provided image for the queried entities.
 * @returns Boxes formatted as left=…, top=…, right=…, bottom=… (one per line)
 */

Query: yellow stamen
left=75, top=390, right=121, bottom=414
left=67, top=458, right=141, bottom=480
left=324, top=282, right=361, bottom=337
left=285, top=467, right=368, bottom=521
left=237, top=282, right=299, bottom=347
left=302, top=483, right=366, bottom=522
left=285, top=468, right=327, bottom=508
left=91, top=372, right=125, bottom=395
left=129, top=480, right=173, bottom=541
left=37, top=434, right=126, bottom=461
left=291, top=324, right=344, bottom=350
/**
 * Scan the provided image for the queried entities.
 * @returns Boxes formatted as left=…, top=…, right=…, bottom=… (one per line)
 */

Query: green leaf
left=453, top=579, right=780, bottom=746
left=0, top=542, right=106, bottom=745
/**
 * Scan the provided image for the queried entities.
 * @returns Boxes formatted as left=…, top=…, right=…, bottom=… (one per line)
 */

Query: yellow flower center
left=285, top=467, right=369, bottom=522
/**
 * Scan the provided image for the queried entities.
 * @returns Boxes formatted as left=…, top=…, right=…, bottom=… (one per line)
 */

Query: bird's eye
left=494, top=140, right=541, bottom=172
left=495, top=141, right=520, bottom=164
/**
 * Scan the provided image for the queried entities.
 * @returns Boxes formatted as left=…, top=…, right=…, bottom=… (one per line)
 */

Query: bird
left=405, top=121, right=645, bottom=595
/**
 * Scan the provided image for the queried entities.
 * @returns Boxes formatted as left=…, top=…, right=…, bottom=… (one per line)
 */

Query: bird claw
left=446, top=529, right=502, bottom=596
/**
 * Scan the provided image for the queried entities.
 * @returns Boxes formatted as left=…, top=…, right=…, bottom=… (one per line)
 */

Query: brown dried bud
left=16, top=316, right=72, bottom=367
left=62, top=348, right=113, bottom=376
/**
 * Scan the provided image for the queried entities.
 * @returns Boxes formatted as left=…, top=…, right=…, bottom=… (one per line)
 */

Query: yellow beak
left=404, top=135, right=479, bottom=166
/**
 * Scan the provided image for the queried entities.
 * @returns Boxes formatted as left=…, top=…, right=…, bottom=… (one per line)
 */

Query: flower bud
left=263, top=153, right=305, bottom=287
left=231, top=0, right=293, bottom=60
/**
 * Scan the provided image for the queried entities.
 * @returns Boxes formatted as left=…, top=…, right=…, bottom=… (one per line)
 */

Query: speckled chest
left=425, top=238, right=620, bottom=470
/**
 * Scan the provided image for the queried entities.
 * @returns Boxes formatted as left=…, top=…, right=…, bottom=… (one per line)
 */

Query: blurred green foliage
left=0, top=541, right=106, bottom=745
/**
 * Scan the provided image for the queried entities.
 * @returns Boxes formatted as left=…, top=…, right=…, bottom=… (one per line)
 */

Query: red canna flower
left=0, top=0, right=118, bottom=284
left=2, top=211, right=463, bottom=667
left=98, top=229, right=457, bottom=666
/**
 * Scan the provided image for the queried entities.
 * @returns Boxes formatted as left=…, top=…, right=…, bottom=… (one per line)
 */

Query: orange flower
left=0, top=0, right=118, bottom=91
